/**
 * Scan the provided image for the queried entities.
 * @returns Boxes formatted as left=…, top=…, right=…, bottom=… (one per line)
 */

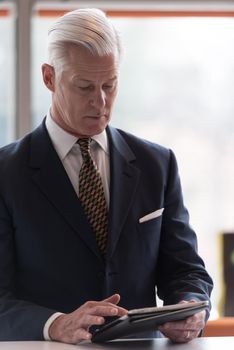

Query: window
left=30, top=2, right=234, bottom=318
left=0, top=3, right=15, bottom=146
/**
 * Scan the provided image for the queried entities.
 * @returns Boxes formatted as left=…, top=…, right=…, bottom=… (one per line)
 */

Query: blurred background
left=1, top=0, right=234, bottom=319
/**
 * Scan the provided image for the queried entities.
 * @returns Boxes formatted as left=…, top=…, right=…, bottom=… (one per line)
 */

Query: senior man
left=0, top=8, right=212, bottom=344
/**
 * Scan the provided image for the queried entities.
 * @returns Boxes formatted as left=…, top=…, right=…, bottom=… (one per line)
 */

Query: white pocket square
left=139, top=208, right=164, bottom=223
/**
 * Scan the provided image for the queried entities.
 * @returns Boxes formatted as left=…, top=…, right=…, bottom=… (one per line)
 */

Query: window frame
left=15, top=0, right=234, bottom=138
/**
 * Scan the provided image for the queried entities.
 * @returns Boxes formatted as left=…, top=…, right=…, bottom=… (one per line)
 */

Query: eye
left=79, top=86, right=93, bottom=91
left=103, top=84, right=114, bottom=91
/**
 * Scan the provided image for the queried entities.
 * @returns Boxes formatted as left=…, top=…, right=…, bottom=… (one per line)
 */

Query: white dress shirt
left=45, top=113, right=110, bottom=206
left=43, top=112, right=110, bottom=340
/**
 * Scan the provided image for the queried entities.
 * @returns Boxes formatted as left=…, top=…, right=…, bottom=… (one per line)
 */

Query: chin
left=86, top=121, right=108, bottom=136
left=88, top=127, right=106, bottom=137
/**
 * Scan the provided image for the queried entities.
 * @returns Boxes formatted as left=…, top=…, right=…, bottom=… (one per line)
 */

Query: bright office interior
left=1, top=0, right=234, bottom=319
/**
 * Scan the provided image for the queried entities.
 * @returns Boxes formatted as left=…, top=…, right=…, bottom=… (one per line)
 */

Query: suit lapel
left=107, top=127, right=141, bottom=259
left=29, top=121, right=102, bottom=261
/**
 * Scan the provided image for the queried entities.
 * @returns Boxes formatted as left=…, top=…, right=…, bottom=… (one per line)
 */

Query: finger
left=159, top=311, right=205, bottom=332
left=159, top=319, right=193, bottom=332
left=79, top=297, right=128, bottom=318
left=72, top=328, right=92, bottom=343
left=178, top=299, right=197, bottom=304
left=175, top=330, right=199, bottom=343
left=58, top=327, right=92, bottom=344
left=80, top=314, right=105, bottom=328
left=92, top=297, right=128, bottom=316
left=81, top=298, right=126, bottom=312
left=184, top=311, right=206, bottom=329
left=160, top=323, right=201, bottom=334
left=102, top=295, right=128, bottom=316
left=87, top=304, right=126, bottom=317
left=103, top=294, right=121, bottom=305
left=162, top=329, right=199, bottom=344
left=178, top=300, right=188, bottom=304
left=84, top=296, right=121, bottom=309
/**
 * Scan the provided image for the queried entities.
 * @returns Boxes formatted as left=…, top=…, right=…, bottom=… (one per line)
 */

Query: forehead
left=65, top=45, right=119, bottom=79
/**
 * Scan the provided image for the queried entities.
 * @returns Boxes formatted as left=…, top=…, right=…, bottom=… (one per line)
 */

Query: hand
left=49, top=294, right=127, bottom=344
left=158, top=300, right=206, bottom=343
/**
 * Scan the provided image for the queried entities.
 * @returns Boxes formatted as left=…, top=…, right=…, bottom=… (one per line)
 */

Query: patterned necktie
left=78, top=138, right=108, bottom=256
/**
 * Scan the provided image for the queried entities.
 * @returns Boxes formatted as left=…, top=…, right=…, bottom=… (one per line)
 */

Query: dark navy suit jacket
left=0, top=121, right=213, bottom=340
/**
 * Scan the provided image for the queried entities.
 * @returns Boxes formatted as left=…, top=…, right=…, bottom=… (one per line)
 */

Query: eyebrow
left=75, top=76, right=118, bottom=83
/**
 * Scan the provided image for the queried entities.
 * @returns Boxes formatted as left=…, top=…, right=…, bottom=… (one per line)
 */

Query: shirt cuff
left=43, top=312, right=64, bottom=340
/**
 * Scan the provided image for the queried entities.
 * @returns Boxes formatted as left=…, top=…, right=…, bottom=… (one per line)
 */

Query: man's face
left=42, top=46, right=119, bottom=137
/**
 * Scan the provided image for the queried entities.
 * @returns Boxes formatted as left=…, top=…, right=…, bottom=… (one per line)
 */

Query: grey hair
left=47, top=8, right=122, bottom=74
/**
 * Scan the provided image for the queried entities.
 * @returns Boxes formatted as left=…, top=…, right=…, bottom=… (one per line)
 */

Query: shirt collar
left=45, top=111, right=109, bottom=160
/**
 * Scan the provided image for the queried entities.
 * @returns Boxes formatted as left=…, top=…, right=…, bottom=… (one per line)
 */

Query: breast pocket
left=138, top=215, right=163, bottom=235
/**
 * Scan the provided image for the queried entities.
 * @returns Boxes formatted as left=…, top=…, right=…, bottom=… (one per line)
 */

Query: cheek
left=68, top=99, right=88, bottom=123
left=66, top=92, right=84, bottom=110
left=106, top=93, right=116, bottom=108
left=55, top=86, right=70, bottom=108
left=111, top=89, right=118, bottom=103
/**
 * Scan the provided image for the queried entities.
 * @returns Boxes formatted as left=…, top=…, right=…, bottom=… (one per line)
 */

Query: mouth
left=86, top=115, right=106, bottom=119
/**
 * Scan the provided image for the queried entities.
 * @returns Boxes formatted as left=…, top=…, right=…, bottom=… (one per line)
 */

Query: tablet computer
left=92, top=300, right=209, bottom=343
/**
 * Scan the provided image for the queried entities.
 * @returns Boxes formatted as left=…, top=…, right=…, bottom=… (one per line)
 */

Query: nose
left=90, top=89, right=106, bottom=110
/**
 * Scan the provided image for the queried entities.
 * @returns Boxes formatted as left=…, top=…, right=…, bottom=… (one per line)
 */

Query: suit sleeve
left=156, top=150, right=213, bottom=308
left=0, top=195, right=56, bottom=340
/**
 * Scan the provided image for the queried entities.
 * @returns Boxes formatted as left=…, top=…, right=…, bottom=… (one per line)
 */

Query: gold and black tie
left=78, top=138, right=108, bottom=256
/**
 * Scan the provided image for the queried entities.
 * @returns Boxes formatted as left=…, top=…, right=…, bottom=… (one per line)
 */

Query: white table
left=0, top=337, right=234, bottom=350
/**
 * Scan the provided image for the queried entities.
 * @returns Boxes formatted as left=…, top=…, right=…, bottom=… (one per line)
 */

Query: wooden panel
left=36, top=10, right=234, bottom=18
left=0, top=9, right=10, bottom=17
left=203, top=318, right=234, bottom=337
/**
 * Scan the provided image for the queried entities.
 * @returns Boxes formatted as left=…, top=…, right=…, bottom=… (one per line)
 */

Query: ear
left=41, top=63, right=56, bottom=92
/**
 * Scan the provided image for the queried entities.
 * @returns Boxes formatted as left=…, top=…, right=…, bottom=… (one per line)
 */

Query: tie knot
left=78, top=138, right=91, bottom=158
